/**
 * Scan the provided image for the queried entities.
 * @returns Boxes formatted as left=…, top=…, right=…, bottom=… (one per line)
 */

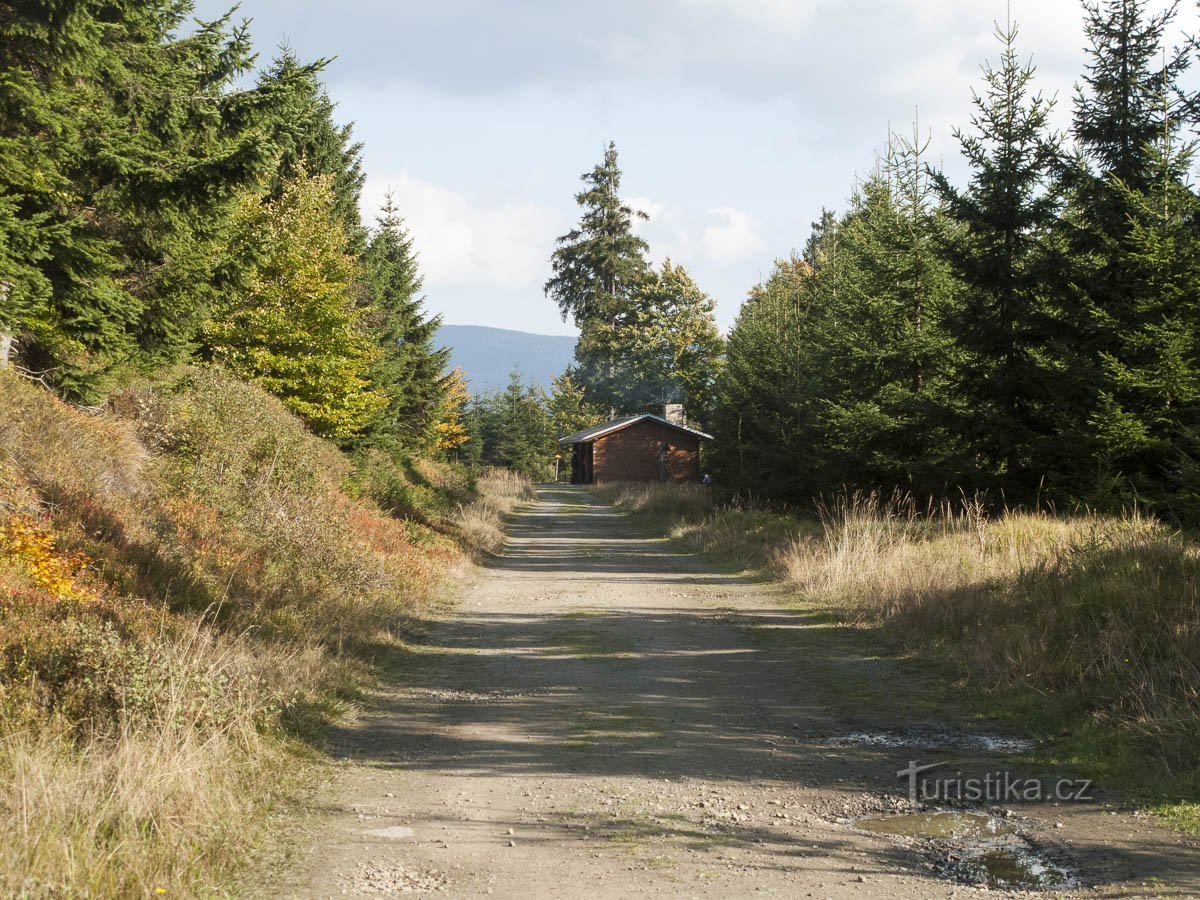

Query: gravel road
left=295, top=486, right=1199, bottom=899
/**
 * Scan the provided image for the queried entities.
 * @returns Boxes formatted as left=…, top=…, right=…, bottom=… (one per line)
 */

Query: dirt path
left=295, top=486, right=1198, bottom=898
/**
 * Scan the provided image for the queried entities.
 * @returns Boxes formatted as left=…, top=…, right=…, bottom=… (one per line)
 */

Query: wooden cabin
left=558, top=414, right=711, bottom=484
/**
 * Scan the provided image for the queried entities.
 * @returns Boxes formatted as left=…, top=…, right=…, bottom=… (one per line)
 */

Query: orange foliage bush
left=1, top=515, right=98, bottom=603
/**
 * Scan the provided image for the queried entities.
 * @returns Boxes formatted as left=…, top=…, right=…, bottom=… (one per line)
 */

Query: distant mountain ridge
left=436, top=324, right=577, bottom=394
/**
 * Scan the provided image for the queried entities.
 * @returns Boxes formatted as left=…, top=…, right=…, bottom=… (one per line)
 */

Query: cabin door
left=571, top=444, right=594, bottom=484
left=658, top=443, right=670, bottom=482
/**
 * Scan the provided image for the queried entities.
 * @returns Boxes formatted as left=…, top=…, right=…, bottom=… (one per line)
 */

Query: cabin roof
left=558, top=414, right=713, bottom=445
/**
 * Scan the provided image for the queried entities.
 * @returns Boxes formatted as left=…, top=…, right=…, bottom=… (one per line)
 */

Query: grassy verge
left=594, top=482, right=1200, bottom=834
left=0, top=367, right=529, bottom=896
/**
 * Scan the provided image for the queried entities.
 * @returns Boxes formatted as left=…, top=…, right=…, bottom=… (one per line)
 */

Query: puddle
left=856, top=811, right=1012, bottom=840
left=964, top=846, right=1075, bottom=890
left=831, top=730, right=1034, bottom=753
left=853, top=810, right=1076, bottom=891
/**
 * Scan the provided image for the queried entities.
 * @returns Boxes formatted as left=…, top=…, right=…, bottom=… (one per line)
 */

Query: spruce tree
left=361, top=195, right=450, bottom=451
left=468, top=373, right=555, bottom=480
left=258, top=51, right=367, bottom=251
left=708, top=256, right=827, bottom=499
left=0, top=1, right=281, bottom=395
left=1066, top=0, right=1197, bottom=503
left=546, top=142, right=650, bottom=411
left=1089, top=128, right=1200, bottom=519
left=1074, top=0, right=1189, bottom=195
left=546, top=142, right=649, bottom=326
left=818, top=132, right=960, bottom=490
left=933, top=18, right=1070, bottom=496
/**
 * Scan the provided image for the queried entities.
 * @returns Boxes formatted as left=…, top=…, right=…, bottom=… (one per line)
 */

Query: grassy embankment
left=593, top=482, right=1200, bottom=833
left=0, top=367, right=531, bottom=897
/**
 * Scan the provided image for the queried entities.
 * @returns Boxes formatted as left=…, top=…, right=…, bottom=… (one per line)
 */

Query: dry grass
left=0, top=368, right=466, bottom=895
left=602, top=483, right=1200, bottom=806
left=454, top=468, right=536, bottom=554
left=775, top=493, right=1200, bottom=774
left=0, top=620, right=305, bottom=898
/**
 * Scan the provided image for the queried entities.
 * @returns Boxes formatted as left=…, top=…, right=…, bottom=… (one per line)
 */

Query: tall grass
left=454, top=468, right=536, bottom=554
left=0, top=620, right=302, bottom=897
left=601, top=483, right=1200, bottom=799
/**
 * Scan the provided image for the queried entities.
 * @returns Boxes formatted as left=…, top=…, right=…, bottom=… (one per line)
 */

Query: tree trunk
left=0, top=282, right=11, bottom=367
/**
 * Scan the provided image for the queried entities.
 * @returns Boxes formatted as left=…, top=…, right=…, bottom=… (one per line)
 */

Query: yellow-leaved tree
left=204, top=171, right=387, bottom=439
left=435, top=368, right=471, bottom=454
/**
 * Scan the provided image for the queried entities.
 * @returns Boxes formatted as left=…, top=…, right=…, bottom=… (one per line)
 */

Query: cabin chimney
left=664, top=403, right=686, bottom=426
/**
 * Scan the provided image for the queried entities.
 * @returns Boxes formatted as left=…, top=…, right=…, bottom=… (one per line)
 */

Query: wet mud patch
left=852, top=809, right=1077, bottom=891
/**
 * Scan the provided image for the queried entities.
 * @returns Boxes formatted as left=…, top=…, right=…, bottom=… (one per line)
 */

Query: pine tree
left=361, top=195, right=450, bottom=451
left=202, top=172, right=386, bottom=439
left=932, top=17, right=1071, bottom=496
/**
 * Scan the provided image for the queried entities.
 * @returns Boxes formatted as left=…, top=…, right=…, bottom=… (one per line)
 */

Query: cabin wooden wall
left=591, top=419, right=700, bottom=483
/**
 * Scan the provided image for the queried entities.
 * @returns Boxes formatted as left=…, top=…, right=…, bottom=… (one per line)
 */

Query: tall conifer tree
left=933, top=17, right=1069, bottom=495
left=546, top=142, right=650, bottom=411
left=259, top=51, right=367, bottom=251
left=0, top=1, right=281, bottom=394
left=361, top=195, right=450, bottom=451
left=1089, top=118, right=1200, bottom=518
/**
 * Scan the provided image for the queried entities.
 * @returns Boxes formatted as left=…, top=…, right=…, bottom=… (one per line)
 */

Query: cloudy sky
left=193, top=0, right=1195, bottom=336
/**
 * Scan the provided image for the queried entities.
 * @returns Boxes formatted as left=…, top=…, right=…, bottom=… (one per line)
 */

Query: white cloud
left=626, top=196, right=665, bottom=234
left=361, top=173, right=557, bottom=291
left=702, top=207, right=766, bottom=266
left=675, top=0, right=815, bottom=32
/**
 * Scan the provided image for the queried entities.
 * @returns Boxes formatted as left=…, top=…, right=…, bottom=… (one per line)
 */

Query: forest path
left=294, top=486, right=1197, bottom=899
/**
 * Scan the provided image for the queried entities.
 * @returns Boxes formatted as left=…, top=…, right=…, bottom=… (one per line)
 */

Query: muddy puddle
left=830, top=730, right=1035, bottom=754
left=854, top=810, right=1076, bottom=891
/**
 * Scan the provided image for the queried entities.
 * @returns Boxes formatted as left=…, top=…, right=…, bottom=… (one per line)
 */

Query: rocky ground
left=281, top=487, right=1199, bottom=898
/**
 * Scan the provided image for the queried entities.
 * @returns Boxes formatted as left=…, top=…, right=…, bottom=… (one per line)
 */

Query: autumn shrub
left=776, top=494, right=1200, bottom=776
left=347, top=447, right=472, bottom=526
